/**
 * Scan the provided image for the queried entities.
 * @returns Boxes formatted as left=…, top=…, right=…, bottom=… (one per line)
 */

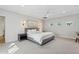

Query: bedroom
left=0, top=5, right=79, bottom=54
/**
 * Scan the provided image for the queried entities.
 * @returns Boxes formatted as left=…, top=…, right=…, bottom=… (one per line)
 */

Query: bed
left=25, top=28, right=55, bottom=46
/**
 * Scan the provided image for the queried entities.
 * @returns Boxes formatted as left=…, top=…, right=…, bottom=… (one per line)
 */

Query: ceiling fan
left=42, top=10, right=50, bottom=19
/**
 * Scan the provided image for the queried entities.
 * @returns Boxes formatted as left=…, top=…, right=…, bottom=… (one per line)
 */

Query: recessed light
left=62, top=11, right=67, bottom=14
left=21, top=5, right=25, bottom=7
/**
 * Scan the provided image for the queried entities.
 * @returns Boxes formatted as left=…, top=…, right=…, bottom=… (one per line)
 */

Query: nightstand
left=18, top=33, right=27, bottom=41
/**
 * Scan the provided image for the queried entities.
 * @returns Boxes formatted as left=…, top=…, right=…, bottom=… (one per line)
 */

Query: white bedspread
left=27, top=31, right=54, bottom=44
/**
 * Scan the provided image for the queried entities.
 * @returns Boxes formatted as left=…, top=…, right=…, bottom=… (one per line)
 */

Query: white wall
left=44, top=14, right=79, bottom=39
left=0, top=9, right=25, bottom=42
left=0, top=7, right=79, bottom=42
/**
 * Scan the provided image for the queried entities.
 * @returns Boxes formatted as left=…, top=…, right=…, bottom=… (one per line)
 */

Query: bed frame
left=27, top=36, right=55, bottom=46
left=25, top=28, right=55, bottom=46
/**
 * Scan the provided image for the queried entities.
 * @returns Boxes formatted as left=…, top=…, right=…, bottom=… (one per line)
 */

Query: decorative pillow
left=27, top=29, right=37, bottom=33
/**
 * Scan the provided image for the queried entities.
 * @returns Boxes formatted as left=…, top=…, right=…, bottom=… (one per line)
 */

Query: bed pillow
left=27, top=29, right=37, bottom=33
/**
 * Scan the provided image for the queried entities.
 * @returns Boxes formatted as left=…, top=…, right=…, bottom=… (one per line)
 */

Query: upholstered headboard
left=25, top=28, right=39, bottom=33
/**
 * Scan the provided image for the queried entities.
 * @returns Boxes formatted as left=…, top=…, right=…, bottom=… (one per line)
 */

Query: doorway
left=0, top=16, right=5, bottom=43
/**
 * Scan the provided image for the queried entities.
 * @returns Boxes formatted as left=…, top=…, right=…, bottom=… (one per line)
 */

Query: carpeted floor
left=0, top=37, right=79, bottom=54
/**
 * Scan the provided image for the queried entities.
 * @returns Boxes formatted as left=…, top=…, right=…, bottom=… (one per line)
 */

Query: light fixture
left=43, top=14, right=48, bottom=19
left=43, top=10, right=49, bottom=19
left=21, top=5, right=25, bottom=7
left=62, top=10, right=67, bottom=14
left=23, top=20, right=26, bottom=24
left=20, top=20, right=26, bottom=28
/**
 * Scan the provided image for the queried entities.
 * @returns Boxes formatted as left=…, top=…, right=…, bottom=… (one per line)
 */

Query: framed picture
left=57, top=23, right=61, bottom=26
left=66, top=21, right=72, bottom=26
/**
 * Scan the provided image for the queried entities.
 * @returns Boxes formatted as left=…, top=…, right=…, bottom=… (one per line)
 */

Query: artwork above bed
left=27, top=20, right=38, bottom=28
left=20, top=19, right=44, bottom=32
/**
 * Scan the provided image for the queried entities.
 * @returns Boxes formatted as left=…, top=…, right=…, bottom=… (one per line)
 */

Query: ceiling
left=0, top=5, right=79, bottom=19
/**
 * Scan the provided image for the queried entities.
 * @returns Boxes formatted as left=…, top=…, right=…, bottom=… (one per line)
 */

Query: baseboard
left=56, top=35, right=76, bottom=40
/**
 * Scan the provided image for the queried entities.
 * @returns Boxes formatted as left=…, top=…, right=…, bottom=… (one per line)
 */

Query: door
left=0, top=16, right=5, bottom=43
